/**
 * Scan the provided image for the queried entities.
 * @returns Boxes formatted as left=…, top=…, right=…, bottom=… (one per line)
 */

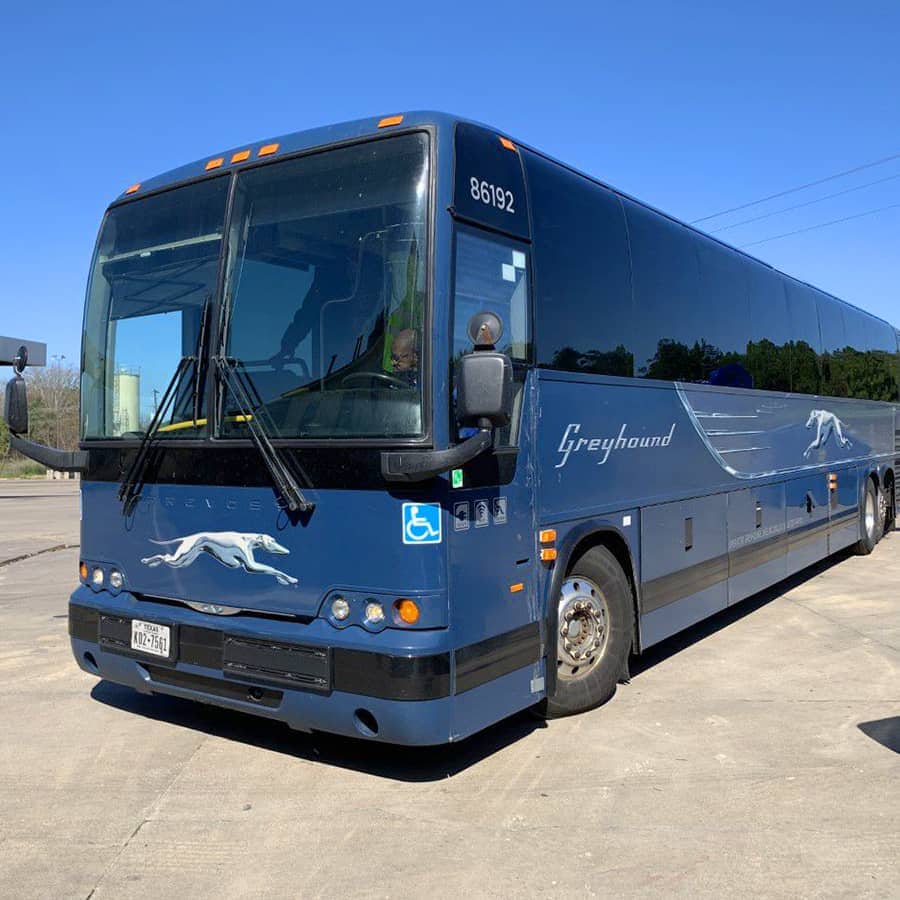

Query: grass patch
left=0, top=458, right=48, bottom=478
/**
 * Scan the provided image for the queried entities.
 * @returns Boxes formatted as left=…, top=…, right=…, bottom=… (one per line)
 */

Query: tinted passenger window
left=859, top=314, right=899, bottom=401
left=817, top=295, right=847, bottom=397
left=784, top=282, right=822, bottom=394
left=746, top=262, right=791, bottom=392
left=626, top=202, right=751, bottom=384
left=525, top=152, right=633, bottom=377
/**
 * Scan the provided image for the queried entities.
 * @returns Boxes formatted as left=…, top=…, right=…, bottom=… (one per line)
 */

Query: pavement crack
left=81, top=736, right=207, bottom=899
left=0, top=543, right=79, bottom=569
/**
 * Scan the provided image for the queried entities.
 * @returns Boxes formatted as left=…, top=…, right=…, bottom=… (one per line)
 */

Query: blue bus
left=5, top=112, right=898, bottom=744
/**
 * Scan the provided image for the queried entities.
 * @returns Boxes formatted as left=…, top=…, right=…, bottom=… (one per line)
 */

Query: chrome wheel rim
left=556, top=576, right=610, bottom=682
left=864, top=489, right=876, bottom=539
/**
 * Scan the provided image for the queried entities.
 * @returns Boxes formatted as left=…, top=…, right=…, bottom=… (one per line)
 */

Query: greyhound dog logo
left=803, top=409, right=853, bottom=459
left=141, top=532, right=298, bottom=586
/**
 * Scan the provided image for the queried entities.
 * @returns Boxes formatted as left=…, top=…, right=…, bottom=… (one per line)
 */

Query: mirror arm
left=381, top=429, right=492, bottom=483
left=8, top=433, right=88, bottom=473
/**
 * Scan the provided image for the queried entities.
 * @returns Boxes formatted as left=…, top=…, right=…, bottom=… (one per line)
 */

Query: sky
left=1, top=0, right=898, bottom=366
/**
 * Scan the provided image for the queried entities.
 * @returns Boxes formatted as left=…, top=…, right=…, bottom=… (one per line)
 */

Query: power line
left=690, top=152, right=900, bottom=224
left=739, top=201, right=900, bottom=248
left=709, top=171, right=900, bottom=234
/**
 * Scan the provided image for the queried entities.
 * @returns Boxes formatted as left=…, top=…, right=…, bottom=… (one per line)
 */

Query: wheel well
left=566, top=530, right=640, bottom=653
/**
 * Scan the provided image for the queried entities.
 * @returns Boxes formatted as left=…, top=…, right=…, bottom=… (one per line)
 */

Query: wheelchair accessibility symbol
left=402, top=502, right=442, bottom=545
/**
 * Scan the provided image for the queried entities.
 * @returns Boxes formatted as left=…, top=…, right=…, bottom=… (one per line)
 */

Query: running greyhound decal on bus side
left=141, top=531, right=298, bottom=586
left=803, top=409, right=853, bottom=458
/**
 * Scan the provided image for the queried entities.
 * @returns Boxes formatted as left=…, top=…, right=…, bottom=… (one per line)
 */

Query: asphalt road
left=1, top=479, right=898, bottom=899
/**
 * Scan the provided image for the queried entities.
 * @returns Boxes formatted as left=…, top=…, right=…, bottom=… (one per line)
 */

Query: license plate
left=130, top=619, right=171, bottom=658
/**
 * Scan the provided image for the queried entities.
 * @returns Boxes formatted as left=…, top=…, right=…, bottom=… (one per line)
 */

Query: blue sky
left=2, top=1, right=898, bottom=364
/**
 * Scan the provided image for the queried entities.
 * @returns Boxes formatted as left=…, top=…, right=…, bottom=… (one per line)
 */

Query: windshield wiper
left=215, top=356, right=314, bottom=513
left=118, top=354, right=193, bottom=511
left=119, top=299, right=211, bottom=513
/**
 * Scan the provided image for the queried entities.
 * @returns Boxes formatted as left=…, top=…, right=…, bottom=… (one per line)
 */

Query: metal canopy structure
left=0, top=336, right=47, bottom=368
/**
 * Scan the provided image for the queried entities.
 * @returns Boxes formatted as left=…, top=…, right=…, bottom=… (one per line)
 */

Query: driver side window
left=452, top=228, right=531, bottom=446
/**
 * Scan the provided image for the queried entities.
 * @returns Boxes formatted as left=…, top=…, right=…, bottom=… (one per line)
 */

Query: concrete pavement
left=0, top=480, right=897, bottom=899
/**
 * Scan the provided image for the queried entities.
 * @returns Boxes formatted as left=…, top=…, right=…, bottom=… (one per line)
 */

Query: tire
left=539, top=546, right=633, bottom=719
left=854, top=478, right=881, bottom=556
left=882, top=477, right=895, bottom=538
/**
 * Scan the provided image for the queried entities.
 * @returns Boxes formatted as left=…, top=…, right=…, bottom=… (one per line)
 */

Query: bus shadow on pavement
left=89, top=680, right=546, bottom=781
left=858, top=717, right=900, bottom=754
left=630, top=547, right=855, bottom=678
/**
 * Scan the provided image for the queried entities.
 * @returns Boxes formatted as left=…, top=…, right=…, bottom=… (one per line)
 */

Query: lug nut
left=563, top=640, right=572, bottom=652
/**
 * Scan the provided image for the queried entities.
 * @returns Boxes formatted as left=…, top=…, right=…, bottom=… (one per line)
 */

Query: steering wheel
left=340, top=371, right=410, bottom=389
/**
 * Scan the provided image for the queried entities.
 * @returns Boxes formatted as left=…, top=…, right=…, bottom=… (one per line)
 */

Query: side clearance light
left=540, top=548, right=558, bottom=562
left=509, top=582, right=525, bottom=594
left=231, top=149, right=251, bottom=163
left=394, top=598, right=420, bottom=625
left=378, top=115, right=404, bottom=128
left=828, top=473, right=838, bottom=491
left=205, top=157, right=224, bottom=170
left=499, top=137, right=516, bottom=151
left=257, top=143, right=279, bottom=157
left=539, top=529, right=557, bottom=544
left=125, top=183, right=141, bottom=195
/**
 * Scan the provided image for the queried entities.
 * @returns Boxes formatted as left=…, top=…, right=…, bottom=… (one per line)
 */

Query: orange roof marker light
left=378, top=115, right=404, bottom=128
left=205, top=157, right=224, bottom=171
left=124, top=183, right=141, bottom=195
left=499, top=136, right=516, bottom=151
left=257, top=143, right=279, bottom=157
left=230, top=149, right=251, bottom=163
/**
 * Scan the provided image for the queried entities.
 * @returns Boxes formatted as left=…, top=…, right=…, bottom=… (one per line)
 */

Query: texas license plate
left=130, top=619, right=171, bottom=658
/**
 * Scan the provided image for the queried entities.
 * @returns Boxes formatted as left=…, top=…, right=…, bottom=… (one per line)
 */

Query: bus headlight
left=109, top=570, right=124, bottom=590
left=364, top=601, right=385, bottom=625
left=91, top=567, right=104, bottom=587
left=331, top=597, right=350, bottom=621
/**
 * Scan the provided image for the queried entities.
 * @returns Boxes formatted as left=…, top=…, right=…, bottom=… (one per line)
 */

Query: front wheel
left=855, top=478, right=881, bottom=556
left=539, top=546, right=633, bottom=719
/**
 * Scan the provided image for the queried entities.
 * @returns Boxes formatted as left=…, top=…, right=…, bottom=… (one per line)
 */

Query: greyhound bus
left=5, top=112, right=898, bottom=744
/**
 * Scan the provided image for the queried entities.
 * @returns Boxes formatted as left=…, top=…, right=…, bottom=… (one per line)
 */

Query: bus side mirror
left=4, top=374, right=28, bottom=435
left=456, top=351, right=512, bottom=428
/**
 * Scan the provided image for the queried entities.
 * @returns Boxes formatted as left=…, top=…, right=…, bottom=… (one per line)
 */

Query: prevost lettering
left=555, top=422, right=676, bottom=468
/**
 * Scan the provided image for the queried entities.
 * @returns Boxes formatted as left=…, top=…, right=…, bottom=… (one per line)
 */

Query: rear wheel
left=881, top=475, right=895, bottom=537
left=855, top=478, right=881, bottom=555
left=540, top=546, right=632, bottom=719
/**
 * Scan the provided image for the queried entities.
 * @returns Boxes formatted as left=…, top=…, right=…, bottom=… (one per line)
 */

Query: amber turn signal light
left=540, top=548, right=558, bottom=562
left=79, top=561, right=88, bottom=580
left=395, top=598, right=420, bottom=625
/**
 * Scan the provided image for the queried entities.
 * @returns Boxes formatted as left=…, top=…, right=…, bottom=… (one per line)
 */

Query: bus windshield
left=81, top=176, right=229, bottom=438
left=81, top=132, right=430, bottom=442
left=220, top=132, right=429, bottom=439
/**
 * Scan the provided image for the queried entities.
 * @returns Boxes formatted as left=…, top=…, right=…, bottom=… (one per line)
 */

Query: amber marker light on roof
left=125, top=184, right=140, bottom=194
left=231, top=149, right=251, bottom=163
left=205, top=157, right=224, bottom=170
left=499, top=137, right=516, bottom=151
left=378, top=115, right=404, bottom=128
left=257, top=143, right=279, bottom=157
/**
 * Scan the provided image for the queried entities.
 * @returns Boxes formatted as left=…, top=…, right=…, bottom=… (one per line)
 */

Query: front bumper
left=69, top=589, right=543, bottom=745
